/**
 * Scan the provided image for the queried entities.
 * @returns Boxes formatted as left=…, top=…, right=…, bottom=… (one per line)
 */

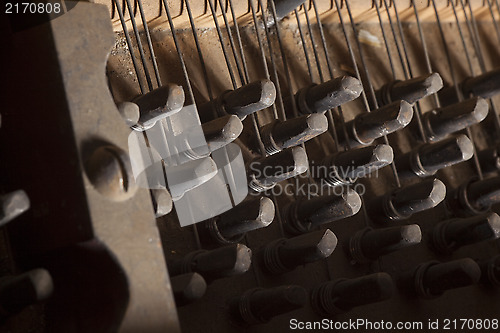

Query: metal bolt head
left=85, top=145, right=137, bottom=201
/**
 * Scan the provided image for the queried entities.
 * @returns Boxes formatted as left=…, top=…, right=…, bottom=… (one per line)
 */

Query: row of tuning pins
left=113, top=61, right=500, bottom=214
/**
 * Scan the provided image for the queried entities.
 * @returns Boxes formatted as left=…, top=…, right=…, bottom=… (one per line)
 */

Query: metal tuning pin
left=311, top=273, right=394, bottom=316
left=167, top=157, right=218, bottom=200
left=171, top=273, right=207, bottom=307
left=199, top=80, right=276, bottom=121
left=260, top=229, right=338, bottom=274
left=431, top=213, right=500, bottom=254
left=340, top=100, right=413, bottom=148
left=478, top=255, right=500, bottom=287
left=0, top=190, right=30, bottom=227
left=282, top=189, right=362, bottom=235
left=423, top=97, right=489, bottom=142
left=478, top=145, right=500, bottom=174
left=402, top=259, right=481, bottom=299
left=0, top=269, right=53, bottom=317
left=289, top=76, right=363, bottom=114
left=247, top=147, right=308, bottom=192
left=261, top=113, right=328, bottom=155
left=448, top=176, right=500, bottom=215
left=396, top=134, right=474, bottom=179
left=316, top=144, right=393, bottom=187
left=150, top=188, right=173, bottom=218
left=132, top=84, right=185, bottom=131
left=167, top=244, right=252, bottom=282
left=208, top=197, right=275, bottom=244
left=228, top=285, right=307, bottom=325
left=349, top=225, right=422, bottom=263
left=116, top=101, right=140, bottom=127
left=368, top=178, right=446, bottom=223
left=376, top=73, right=443, bottom=105
left=201, top=115, right=243, bottom=152
left=461, top=68, right=500, bottom=99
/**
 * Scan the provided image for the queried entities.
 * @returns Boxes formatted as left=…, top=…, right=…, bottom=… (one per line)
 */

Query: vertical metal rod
left=431, top=0, right=483, bottom=180
left=303, top=8, right=324, bottom=82
left=450, top=1, right=475, bottom=76
left=301, top=4, right=343, bottom=152
left=267, top=0, right=298, bottom=118
left=311, top=0, right=346, bottom=152
left=342, top=0, right=401, bottom=187
left=113, top=0, right=146, bottom=94
left=161, top=0, right=201, bottom=249
left=487, top=0, right=500, bottom=44
left=386, top=0, right=430, bottom=141
left=465, top=0, right=500, bottom=136
left=136, top=0, right=162, bottom=86
left=255, top=0, right=288, bottom=120
left=374, top=2, right=397, bottom=80
left=184, top=0, right=216, bottom=104
left=207, top=0, right=239, bottom=88
left=124, top=0, right=154, bottom=91
left=295, top=8, right=315, bottom=81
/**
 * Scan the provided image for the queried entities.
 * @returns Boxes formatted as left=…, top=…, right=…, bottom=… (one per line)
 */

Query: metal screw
left=377, top=72, right=443, bottom=105
left=368, top=178, right=446, bottom=223
left=424, top=97, right=488, bottom=141
left=340, top=100, right=413, bottom=147
left=0, top=190, right=30, bottom=227
left=228, top=285, right=307, bottom=325
left=431, top=213, right=500, bottom=254
left=283, top=189, right=361, bottom=234
left=311, top=273, right=394, bottom=316
left=261, top=229, right=338, bottom=274
left=261, top=113, right=328, bottom=155
left=171, top=273, right=207, bottom=307
left=349, top=225, right=422, bottom=263
left=131, top=84, right=185, bottom=131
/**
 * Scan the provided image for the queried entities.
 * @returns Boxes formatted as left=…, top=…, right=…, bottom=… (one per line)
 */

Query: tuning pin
left=0, top=190, right=30, bottom=227
left=261, top=114, right=328, bottom=155
left=0, top=269, right=53, bottom=317
left=401, top=259, right=481, bottom=299
left=171, top=273, right=207, bottom=307
left=260, top=229, right=337, bottom=274
left=167, top=157, right=218, bottom=200
left=282, top=189, right=362, bottom=234
left=167, top=244, right=252, bottom=282
left=431, top=213, right=500, bottom=254
left=199, top=80, right=276, bottom=121
left=316, top=144, right=393, bottom=187
left=202, top=115, right=243, bottom=152
left=349, top=225, right=422, bottom=263
left=150, top=188, right=173, bottom=218
left=247, top=147, right=308, bottom=192
left=423, top=97, right=488, bottom=142
left=396, top=134, right=474, bottom=179
left=478, top=255, right=500, bottom=287
left=116, top=101, right=140, bottom=127
left=369, top=178, right=446, bottom=223
left=311, top=273, right=394, bottom=316
left=448, top=176, right=500, bottom=215
left=461, top=68, right=500, bottom=99
left=340, top=100, right=413, bottom=148
left=208, top=197, right=275, bottom=243
left=132, top=84, right=185, bottom=131
left=289, top=76, right=363, bottom=114
left=478, top=145, right=500, bottom=174
left=377, top=73, right=443, bottom=105
left=228, top=285, right=307, bottom=325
